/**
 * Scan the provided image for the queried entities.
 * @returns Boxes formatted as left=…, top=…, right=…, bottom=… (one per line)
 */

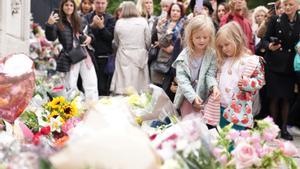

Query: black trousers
left=95, top=57, right=111, bottom=96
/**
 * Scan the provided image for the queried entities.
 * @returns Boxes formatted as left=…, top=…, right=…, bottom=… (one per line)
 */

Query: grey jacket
left=172, top=47, right=218, bottom=109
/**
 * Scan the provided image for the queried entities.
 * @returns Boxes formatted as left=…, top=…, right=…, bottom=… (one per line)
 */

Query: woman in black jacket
left=263, top=0, right=300, bottom=140
left=45, top=0, right=98, bottom=101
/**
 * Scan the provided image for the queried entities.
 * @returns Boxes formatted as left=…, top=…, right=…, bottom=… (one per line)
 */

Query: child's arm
left=176, top=62, right=199, bottom=104
left=238, top=60, right=265, bottom=92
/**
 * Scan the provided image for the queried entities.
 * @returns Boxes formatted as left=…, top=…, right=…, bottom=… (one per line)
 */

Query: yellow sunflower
left=62, top=103, right=78, bottom=119
left=48, top=111, right=60, bottom=121
left=47, top=96, right=66, bottom=109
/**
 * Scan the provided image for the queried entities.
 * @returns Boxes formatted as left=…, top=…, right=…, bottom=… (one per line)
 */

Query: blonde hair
left=253, top=6, right=268, bottom=24
left=120, top=1, right=139, bottom=18
left=215, top=21, right=250, bottom=68
left=136, top=0, right=153, bottom=18
left=184, top=15, right=215, bottom=56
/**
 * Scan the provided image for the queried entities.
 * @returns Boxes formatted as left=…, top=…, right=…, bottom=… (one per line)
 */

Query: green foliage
left=247, top=0, right=275, bottom=9
left=106, top=0, right=276, bottom=15
left=19, top=111, right=40, bottom=133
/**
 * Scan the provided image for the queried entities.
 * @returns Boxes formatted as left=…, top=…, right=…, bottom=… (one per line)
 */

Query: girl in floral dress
left=215, top=22, right=265, bottom=130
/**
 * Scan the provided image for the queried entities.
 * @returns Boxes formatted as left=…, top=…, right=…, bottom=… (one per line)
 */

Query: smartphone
left=53, top=8, right=59, bottom=15
left=267, top=2, right=276, bottom=11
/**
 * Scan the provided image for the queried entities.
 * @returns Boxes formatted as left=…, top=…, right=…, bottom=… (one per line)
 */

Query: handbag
left=151, top=60, right=172, bottom=74
left=148, top=46, right=159, bottom=64
left=158, top=33, right=173, bottom=48
left=56, top=52, right=71, bottom=72
left=294, top=42, right=300, bottom=71
left=67, top=45, right=87, bottom=64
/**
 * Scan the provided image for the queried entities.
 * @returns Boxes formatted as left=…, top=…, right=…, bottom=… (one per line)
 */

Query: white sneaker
left=287, top=126, right=300, bottom=136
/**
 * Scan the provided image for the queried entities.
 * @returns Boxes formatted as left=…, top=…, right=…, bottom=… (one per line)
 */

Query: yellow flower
left=48, top=96, right=66, bottom=109
left=48, top=111, right=60, bottom=121
left=62, top=103, right=78, bottom=119
left=135, top=116, right=143, bottom=126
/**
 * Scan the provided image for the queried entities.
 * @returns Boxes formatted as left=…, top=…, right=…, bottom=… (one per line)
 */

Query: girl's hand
left=47, top=12, right=59, bottom=25
left=193, top=96, right=202, bottom=112
left=82, top=35, right=92, bottom=46
left=268, top=42, right=281, bottom=51
left=212, top=86, right=220, bottom=100
left=238, top=76, right=248, bottom=90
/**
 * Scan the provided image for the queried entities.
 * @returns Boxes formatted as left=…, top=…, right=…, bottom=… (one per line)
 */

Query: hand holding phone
left=47, top=10, right=60, bottom=25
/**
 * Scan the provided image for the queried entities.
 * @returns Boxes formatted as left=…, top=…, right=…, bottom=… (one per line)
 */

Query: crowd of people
left=44, top=0, right=300, bottom=140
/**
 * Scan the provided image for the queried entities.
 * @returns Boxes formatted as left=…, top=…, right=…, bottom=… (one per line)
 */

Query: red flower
left=241, top=115, right=249, bottom=124
left=231, top=115, right=239, bottom=124
left=251, top=81, right=256, bottom=88
left=246, top=105, right=251, bottom=114
left=33, top=132, right=42, bottom=145
left=40, top=126, right=51, bottom=135
left=149, top=134, right=157, bottom=141
left=223, top=111, right=229, bottom=119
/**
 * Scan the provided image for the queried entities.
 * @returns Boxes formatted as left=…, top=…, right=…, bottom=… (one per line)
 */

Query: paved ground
left=292, top=136, right=300, bottom=165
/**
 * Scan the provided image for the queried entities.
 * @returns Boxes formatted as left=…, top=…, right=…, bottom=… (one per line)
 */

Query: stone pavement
left=292, top=136, right=300, bottom=165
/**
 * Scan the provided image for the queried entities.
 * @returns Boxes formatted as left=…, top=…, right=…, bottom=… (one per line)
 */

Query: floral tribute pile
left=213, top=117, right=298, bottom=169
left=151, top=117, right=298, bottom=169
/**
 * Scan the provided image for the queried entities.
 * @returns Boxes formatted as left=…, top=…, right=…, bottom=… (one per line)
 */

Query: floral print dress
left=220, top=55, right=265, bottom=128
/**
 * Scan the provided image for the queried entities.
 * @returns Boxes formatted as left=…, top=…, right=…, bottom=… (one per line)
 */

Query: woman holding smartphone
left=263, top=0, right=300, bottom=140
left=45, top=0, right=98, bottom=102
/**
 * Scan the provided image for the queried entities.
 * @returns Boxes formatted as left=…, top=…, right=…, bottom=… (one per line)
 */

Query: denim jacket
left=172, top=48, right=218, bottom=109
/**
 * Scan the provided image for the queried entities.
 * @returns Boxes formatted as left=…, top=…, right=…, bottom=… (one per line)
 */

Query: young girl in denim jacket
left=173, top=15, right=220, bottom=120
left=216, top=22, right=265, bottom=130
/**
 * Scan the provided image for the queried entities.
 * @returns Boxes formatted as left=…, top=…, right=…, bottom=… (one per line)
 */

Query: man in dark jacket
left=85, top=0, right=115, bottom=96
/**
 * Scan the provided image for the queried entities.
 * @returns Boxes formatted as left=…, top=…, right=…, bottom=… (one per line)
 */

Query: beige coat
left=110, top=17, right=151, bottom=94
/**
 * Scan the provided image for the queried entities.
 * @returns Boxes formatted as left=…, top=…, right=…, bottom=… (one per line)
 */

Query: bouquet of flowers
left=212, top=117, right=298, bottom=169
left=127, top=84, right=178, bottom=126
left=147, top=115, right=218, bottom=169
left=29, top=23, right=60, bottom=71
left=19, top=96, right=84, bottom=147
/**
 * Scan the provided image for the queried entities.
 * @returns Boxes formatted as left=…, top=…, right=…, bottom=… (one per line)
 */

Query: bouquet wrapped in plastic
left=0, top=54, right=35, bottom=123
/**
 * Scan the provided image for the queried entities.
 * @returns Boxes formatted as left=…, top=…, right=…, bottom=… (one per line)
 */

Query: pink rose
left=233, top=142, right=260, bottom=169
left=218, top=154, right=228, bottom=165
left=227, top=129, right=240, bottom=141
left=213, top=147, right=223, bottom=157
left=257, top=145, right=274, bottom=158
left=240, top=130, right=251, bottom=138
left=262, top=124, right=280, bottom=141
left=277, top=141, right=298, bottom=157
left=250, top=132, right=261, bottom=145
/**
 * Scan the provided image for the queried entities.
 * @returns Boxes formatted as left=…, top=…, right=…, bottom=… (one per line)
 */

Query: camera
left=270, top=36, right=280, bottom=45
